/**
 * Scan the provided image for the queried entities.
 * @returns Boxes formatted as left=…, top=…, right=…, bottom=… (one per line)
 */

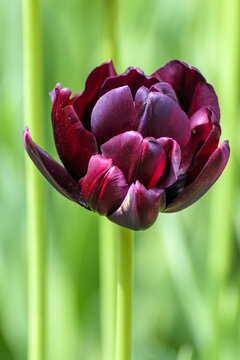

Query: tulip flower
left=23, top=60, right=229, bottom=230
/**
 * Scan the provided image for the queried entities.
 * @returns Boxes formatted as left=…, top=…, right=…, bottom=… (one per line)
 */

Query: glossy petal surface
left=101, top=131, right=167, bottom=188
left=91, top=86, right=136, bottom=145
left=149, top=82, right=178, bottom=103
left=180, top=107, right=220, bottom=175
left=164, top=141, right=230, bottom=212
left=79, top=155, right=129, bottom=215
left=100, top=67, right=157, bottom=97
left=136, top=89, right=191, bottom=146
left=73, top=60, right=117, bottom=130
left=51, top=85, right=98, bottom=179
left=157, top=138, right=181, bottom=187
left=23, top=128, right=87, bottom=208
left=108, top=181, right=166, bottom=230
left=153, top=60, right=220, bottom=119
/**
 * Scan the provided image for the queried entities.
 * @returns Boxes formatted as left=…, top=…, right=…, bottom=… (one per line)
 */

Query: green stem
left=22, top=0, right=46, bottom=359
left=104, top=0, right=118, bottom=65
left=207, top=0, right=239, bottom=357
left=99, top=218, right=117, bottom=360
left=99, top=1, right=119, bottom=359
left=208, top=0, right=239, bottom=289
left=115, top=228, right=134, bottom=360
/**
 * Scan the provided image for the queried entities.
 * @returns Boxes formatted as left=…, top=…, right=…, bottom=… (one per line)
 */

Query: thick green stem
left=115, top=228, right=134, bottom=360
left=99, top=218, right=117, bottom=360
left=99, top=1, right=119, bottom=359
left=22, top=0, right=46, bottom=359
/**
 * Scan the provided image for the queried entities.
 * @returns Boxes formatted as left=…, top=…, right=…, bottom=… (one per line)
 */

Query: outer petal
left=91, top=86, right=136, bottom=146
left=101, top=131, right=166, bottom=188
left=164, top=141, right=230, bottom=213
left=79, top=155, right=129, bottom=216
left=180, top=107, right=221, bottom=175
left=188, top=125, right=220, bottom=182
left=100, top=67, right=157, bottom=98
left=51, top=86, right=98, bottom=180
left=108, top=181, right=166, bottom=230
left=152, top=60, right=220, bottom=120
left=136, top=88, right=191, bottom=146
left=73, top=60, right=117, bottom=130
left=23, top=127, right=87, bottom=208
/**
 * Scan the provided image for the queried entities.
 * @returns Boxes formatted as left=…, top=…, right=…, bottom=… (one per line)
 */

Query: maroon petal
left=108, top=181, right=166, bottom=230
left=101, top=131, right=167, bottom=188
left=157, top=138, right=181, bottom=187
left=153, top=60, right=220, bottom=120
left=136, top=89, right=191, bottom=146
left=23, top=127, right=87, bottom=208
left=79, top=155, right=129, bottom=216
left=100, top=67, right=157, bottom=98
left=149, top=82, right=178, bottom=103
left=164, top=141, right=230, bottom=213
left=180, top=107, right=220, bottom=175
left=91, top=86, right=136, bottom=146
left=73, top=60, right=117, bottom=130
left=51, top=87, right=98, bottom=180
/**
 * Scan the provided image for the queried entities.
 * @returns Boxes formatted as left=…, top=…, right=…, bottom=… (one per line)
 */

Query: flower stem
left=22, top=0, right=46, bottom=359
left=99, top=218, right=117, bottom=360
left=115, top=227, right=134, bottom=360
left=99, top=1, right=119, bottom=359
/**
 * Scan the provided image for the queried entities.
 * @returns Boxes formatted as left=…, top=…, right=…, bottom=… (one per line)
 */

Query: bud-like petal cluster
left=23, top=60, right=229, bottom=230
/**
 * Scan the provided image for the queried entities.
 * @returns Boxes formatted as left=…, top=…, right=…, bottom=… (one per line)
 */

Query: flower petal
left=153, top=60, right=220, bottom=120
left=136, top=88, right=191, bottom=146
left=157, top=138, right=181, bottom=187
left=164, top=141, right=230, bottom=213
left=91, top=86, right=136, bottom=146
left=23, top=127, right=87, bottom=208
left=100, top=67, right=157, bottom=98
left=79, top=155, right=129, bottom=216
left=180, top=107, right=220, bottom=175
left=101, top=131, right=167, bottom=188
left=108, top=181, right=166, bottom=230
left=73, top=60, right=117, bottom=130
left=149, top=82, right=178, bottom=103
left=51, top=87, right=98, bottom=180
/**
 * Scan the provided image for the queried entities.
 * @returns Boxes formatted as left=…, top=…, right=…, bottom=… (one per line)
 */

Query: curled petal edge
left=23, top=127, right=89, bottom=209
left=164, top=141, right=230, bottom=213
left=108, top=180, right=166, bottom=231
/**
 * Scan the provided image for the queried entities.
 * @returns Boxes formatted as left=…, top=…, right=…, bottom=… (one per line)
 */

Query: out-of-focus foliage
left=0, top=0, right=239, bottom=359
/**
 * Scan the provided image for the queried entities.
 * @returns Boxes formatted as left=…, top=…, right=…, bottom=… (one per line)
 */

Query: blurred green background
left=0, top=0, right=239, bottom=359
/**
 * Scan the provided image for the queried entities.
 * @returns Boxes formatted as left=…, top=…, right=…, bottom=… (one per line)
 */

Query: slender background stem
left=207, top=0, right=240, bottom=357
left=115, top=228, right=134, bottom=360
left=104, top=0, right=118, bottom=65
left=99, top=1, right=118, bottom=359
left=22, top=0, right=46, bottom=359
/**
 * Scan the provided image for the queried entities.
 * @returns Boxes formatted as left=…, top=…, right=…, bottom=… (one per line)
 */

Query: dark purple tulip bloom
left=23, top=60, right=230, bottom=230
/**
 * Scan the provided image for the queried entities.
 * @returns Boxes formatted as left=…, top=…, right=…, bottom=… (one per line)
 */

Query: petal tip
left=49, top=83, right=62, bottom=103
left=23, top=126, right=32, bottom=150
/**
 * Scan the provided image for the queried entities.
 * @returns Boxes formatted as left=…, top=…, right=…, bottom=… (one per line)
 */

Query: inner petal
left=135, top=89, right=191, bottom=146
left=101, top=131, right=166, bottom=189
left=91, top=86, right=137, bottom=146
left=100, top=67, right=158, bottom=98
